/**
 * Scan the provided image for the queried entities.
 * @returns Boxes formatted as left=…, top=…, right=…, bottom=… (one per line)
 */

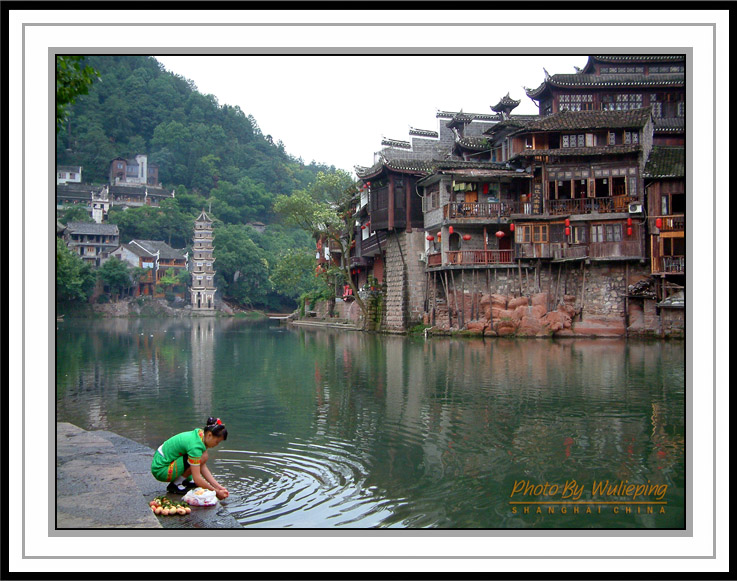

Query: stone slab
left=56, top=423, right=161, bottom=529
left=93, top=430, right=242, bottom=530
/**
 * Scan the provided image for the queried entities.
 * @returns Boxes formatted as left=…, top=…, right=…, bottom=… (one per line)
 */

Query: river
left=56, top=316, right=685, bottom=529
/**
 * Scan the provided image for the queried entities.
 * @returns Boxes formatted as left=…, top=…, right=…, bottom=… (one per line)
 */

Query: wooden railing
left=427, top=252, right=442, bottom=267
left=446, top=202, right=520, bottom=219
left=657, top=255, right=685, bottom=274
left=650, top=215, right=685, bottom=232
left=548, top=196, right=636, bottom=215
left=446, top=250, right=514, bottom=265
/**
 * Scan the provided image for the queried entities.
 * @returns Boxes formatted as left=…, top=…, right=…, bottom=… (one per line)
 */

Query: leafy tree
left=213, top=224, right=271, bottom=308
left=56, top=238, right=96, bottom=302
left=273, top=170, right=368, bottom=323
left=270, top=249, right=321, bottom=301
left=155, top=268, right=179, bottom=297
left=56, top=56, right=100, bottom=132
left=98, top=257, right=131, bottom=300
left=58, top=206, right=93, bottom=224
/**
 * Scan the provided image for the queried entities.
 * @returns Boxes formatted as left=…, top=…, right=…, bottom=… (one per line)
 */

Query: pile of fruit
left=149, top=496, right=192, bottom=516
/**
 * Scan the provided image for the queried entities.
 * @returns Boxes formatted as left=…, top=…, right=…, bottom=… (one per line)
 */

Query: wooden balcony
left=588, top=239, right=644, bottom=259
left=427, top=250, right=513, bottom=267
left=445, top=202, right=519, bottom=219
left=447, top=250, right=514, bottom=265
left=360, top=230, right=387, bottom=257
left=653, top=255, right=685, bottom=275
left=650, top=215, right=685, bottom=232
left=548, top=196, right=636, bottom=216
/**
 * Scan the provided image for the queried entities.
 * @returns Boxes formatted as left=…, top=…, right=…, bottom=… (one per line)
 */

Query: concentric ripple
left=214, top=439, right=403, bottom=528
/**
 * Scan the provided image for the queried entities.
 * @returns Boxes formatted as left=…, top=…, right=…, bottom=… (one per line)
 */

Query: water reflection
left=56, top=319, right=685, bottom=528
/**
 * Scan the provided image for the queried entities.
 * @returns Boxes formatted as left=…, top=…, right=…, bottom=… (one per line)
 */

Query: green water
left=56, top=317, right=685, bottom=529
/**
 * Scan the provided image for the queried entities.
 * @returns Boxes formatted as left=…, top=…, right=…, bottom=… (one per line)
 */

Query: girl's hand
left=216, top=489, right=229, bottom=500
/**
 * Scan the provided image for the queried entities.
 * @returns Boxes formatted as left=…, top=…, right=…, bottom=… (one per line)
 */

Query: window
left=570, top=224, right=587, bottom=244
left=591, top=223, right=623, bottom=243
left=601, top=65, right=645, bottom=74
left=562, top=134, right=585, bottom=148
left=649, top=65, right=684, bottom=73
left=624, top=131, right=639, bottom=145
left=602, top=94, right=643, bottom=111
left=559, top=94, right=593, bottom=111
left=514, top=224, right=549, bottom=243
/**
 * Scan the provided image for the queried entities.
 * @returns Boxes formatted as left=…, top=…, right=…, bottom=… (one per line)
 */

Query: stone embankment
left=425, top=292, right=626, bottom=338
left=56, top=423, right=241, bottom=529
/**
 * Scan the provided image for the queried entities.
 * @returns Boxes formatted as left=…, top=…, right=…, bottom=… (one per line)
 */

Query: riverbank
left=56, top=423, right=241, bottom=529
left=57, top=297, right=269, bottom=320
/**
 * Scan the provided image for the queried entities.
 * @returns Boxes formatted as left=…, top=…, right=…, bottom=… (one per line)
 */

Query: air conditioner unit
left=628, top=202, right=644, bottom=214
left=419, top=252, right=427, bottom=263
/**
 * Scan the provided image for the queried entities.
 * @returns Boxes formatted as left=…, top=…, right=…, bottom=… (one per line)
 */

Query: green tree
left=56, top=56, right=100, bottom=132
left=56, top=238, right=96, bottom=302
left=213, top=224, right=271, bottom=308
left=58, top=206, right=93, bottom=224
left=156, top=268, right=179, bottom=298
left=98, top=257, right=131, bottom=300
left=273, top=170, right=368, bottom=323
left=270, top=248, right=321, bottom=301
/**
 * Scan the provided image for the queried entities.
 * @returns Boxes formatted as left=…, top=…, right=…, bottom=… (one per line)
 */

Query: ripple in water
left=216, top=440, right=402, bottom=528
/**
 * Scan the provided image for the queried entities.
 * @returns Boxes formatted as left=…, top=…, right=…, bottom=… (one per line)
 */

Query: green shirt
left=158, top=428, right=206, bottom=467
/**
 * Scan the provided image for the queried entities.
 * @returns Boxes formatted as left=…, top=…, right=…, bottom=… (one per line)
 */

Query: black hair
left=204, top=417, right=228, bottom=440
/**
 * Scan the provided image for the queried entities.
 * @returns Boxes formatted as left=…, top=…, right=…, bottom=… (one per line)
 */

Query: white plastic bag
left=182, top=487, right=218, bottom=507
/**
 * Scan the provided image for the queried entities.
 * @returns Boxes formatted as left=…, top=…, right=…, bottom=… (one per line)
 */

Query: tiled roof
left=520, top=108, right=652, bottom=132
left=66, top=222, right=119, bottom=235
left=525, top=72, right=683, bottom=98
left=57, top=165, right=82, bottom=172
left=653, top=117, right=685, bottom=133
left=643, top=146, right=684, bottom=178
left=434, top=160, right=508, bottom=171
left=109, top=185, right=171, bottom=196
left=491, top=93, right=521, bottom=112
left=454, top=130, right=490, bottom=151
left=129, top=240, right=187, bottom=260
left=409, top=127, right=439, bottom=138
left=57, top=183, right=103, bottom=196
left=381, top=137, right=412, bottom=149
left=437, top=110, right=500, bottom=122
left=590, top=55, right=685, bottom=63
left=355, top=157, right=435, bottom=179
left=511, top=144, right=642, bottom=159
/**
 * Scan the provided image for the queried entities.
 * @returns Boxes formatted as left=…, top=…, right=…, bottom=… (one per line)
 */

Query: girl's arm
left=199, top=462, right=225, bottom=491
left=188, top=464, right=215, bottom=491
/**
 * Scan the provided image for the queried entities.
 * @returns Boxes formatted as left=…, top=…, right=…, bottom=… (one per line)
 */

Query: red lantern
left=655, top=217, right=662, bottom=229
left=449, top=226, right=454, bottom=235
left=627, top=217, right=632, bottom=226
left=426, top=235, right=434, bottom=241
left=361, top=225, right=366, bottom=230
left=495, top=230, right=505, bottom=239
left=564, top=218, right=570, bottom=227
left=462, top=234, right=471, bottom=241
left=509, top=223, right=515, bottom=232
left=367, top=182, right=371, bottom=187
left=626, top=227, right=632, bottom=236
left=437, top=232, right=441, bottom=238
left=565, top=226, right=570, bottom=236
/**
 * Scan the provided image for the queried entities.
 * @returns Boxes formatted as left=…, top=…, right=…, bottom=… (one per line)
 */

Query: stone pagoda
left=190, top=210, right=216, bottom=311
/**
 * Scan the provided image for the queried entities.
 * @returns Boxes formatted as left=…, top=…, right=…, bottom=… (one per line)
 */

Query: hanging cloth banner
left=482, top=183, right=489, bottom=195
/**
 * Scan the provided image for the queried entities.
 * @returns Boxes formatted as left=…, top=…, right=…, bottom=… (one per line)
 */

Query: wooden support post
left=518, top=262, right=523, bottom=296
left=548, top=262, right=553, bottom=311
left=624, top=263, right=629, bottom=332
left=441, top=271, right=452, bottom=328
left=555, top=262, right=562, bottom=309
left=461, top=270, right=466, bottom=324
left=450, top=269, right=462, bottom=328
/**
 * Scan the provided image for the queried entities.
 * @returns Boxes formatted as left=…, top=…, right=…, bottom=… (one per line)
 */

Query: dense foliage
left=56, top=55, right=344, bottom=309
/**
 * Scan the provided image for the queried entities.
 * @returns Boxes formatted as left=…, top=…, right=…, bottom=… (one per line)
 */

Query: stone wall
left=426, top=261, right=655, bottom=336
left=383, top=230, right=427, bottom=332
